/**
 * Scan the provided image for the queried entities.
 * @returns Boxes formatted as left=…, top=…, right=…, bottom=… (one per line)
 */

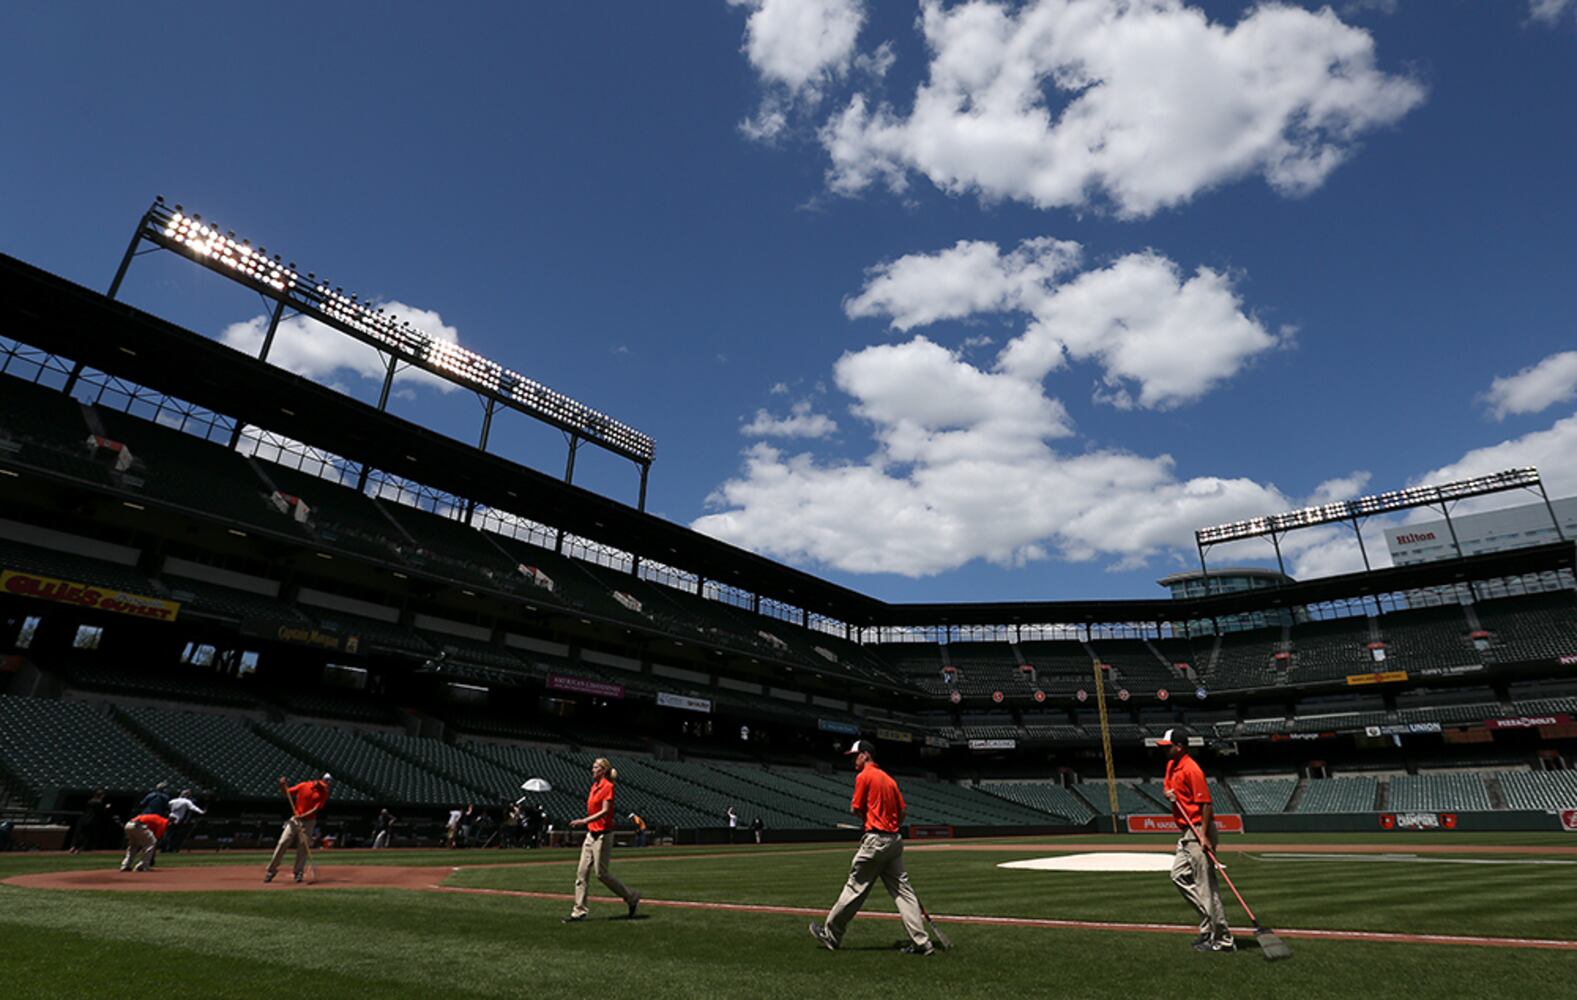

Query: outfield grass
left=3, top=835, right=1575, bottom=999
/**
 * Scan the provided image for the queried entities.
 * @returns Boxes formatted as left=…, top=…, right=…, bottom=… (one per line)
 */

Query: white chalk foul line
left=428, top=885, right=1577, bottom=951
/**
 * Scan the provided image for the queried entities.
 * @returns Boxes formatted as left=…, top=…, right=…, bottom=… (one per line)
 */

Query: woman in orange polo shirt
left=562, top=757, right=641, bottom=923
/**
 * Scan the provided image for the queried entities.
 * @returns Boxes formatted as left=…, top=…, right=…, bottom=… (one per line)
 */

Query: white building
left=1385, top=495, right=1577, bottom=566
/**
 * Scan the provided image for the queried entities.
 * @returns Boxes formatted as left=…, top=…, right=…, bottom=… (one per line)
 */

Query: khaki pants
left=825, top=832, right=930, bottom=948
left=571, top=831, right=637, bottom=917
left=1172, top=831, right=1233, bottom=947
left=121, top=821, right=157, bottom=871
left=267, top=818, right=315, bottom=878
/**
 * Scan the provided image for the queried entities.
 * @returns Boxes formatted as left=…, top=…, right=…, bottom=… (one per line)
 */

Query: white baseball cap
left=1155, top=729, right=1178, bottom=747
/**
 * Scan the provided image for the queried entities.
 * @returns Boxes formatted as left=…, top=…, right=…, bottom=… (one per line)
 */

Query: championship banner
left=656, top=691, right=711, bottom=714
left=1346, top=670, right=1409, bottom=686
left=1485, top=715, right=1571, bottom=729
left=875, top=727, right=914, bottom=744
left=967, top=738, right=1016, bottom=751
left=817, top=718, right=860, bottom=735
left=1, top=569, right=181, bottom=622
left=1126, top=814, right=1244, bottom=834
left=546, top=674, right=625, bottom=699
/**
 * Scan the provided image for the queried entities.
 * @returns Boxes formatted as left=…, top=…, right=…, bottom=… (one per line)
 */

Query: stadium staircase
left=1486, top=773, right=1508, bottom=810
left=1285, top=775, right=1309, bottom=813
left=1375, top=777, right=1388, bottom=810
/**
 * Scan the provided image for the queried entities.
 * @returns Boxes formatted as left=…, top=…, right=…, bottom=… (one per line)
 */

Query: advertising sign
left=546, top=674, right=625, bottom=699
left=1, top=570, right=181, bottom=622
left=656, top=691, right=711, bottom=714
left=1126, top=814, right=1244, bottom=834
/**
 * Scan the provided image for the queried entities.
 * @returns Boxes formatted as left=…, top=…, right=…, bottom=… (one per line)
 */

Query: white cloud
left=818, top=0, right=1425, bottom=217
left=850, top=237, right=1283, bottom=410
left=731, top=0, right=867, bottom=140
left=741, top=400, right=839, bottom=438
left=1482, top=351, right=1577, bottom=420
left=1414, top=411, right=1577, bottom=504
left=695, top=231, right=1312, bottom=576
left=769, top=381, right=791, bottom=394
left=219, top=301, right=464, bottom=394
left=1530, top=0, right=1575, bottom=24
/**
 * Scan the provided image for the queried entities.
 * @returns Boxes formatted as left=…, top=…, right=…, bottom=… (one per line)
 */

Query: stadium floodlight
left=118, top=198, right=656, bottom=467
left=1196, top=468, right=1542, bottom=547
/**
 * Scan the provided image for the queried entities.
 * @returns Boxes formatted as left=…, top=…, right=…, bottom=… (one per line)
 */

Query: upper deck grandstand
left=1, top=251, right=1575, bottom=842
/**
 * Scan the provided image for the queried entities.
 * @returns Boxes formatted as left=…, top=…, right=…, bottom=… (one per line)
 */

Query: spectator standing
left=372, top=809, right=397, bottom=849
left=629, top=812, right=649, bottom=847
left=752, top=816, right=764, bottom=845
left=165, top=790, right=205, bottom=853
left=121, top=812, right=169, bottom=873
left=727, top=805, right=738, bottom=844
left=70, top=789, right=109, bottom=854
left=809, top=740, right=932, bottom=955
left=137, top=781, right=172, bottom=818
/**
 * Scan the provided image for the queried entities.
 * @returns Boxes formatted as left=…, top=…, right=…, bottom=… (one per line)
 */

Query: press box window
left=73, top=625, right=105, bottom=650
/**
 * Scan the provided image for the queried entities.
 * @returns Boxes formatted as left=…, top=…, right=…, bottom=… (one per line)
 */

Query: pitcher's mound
left=3, top=864, right=446, bottom=892
left=998, top=853, right=1175, bottom=872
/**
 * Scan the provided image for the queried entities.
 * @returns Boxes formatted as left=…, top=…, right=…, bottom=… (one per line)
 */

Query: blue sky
left=3, top=1, right=1576, bottom=604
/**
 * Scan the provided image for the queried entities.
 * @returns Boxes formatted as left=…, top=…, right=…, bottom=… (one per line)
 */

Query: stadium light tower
left=105, top=197, right=656, bottom=509
left=1193, top=468, right=1559, bottom=588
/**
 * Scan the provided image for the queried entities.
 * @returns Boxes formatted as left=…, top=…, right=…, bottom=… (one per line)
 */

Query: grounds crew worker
left=810, top=740, right=933, bottom=955
left=265, top=773, right=332, bottom=884
left=562, top=757, right=641, bottom=922
left=120, top=812, right=169, bottom=872
left=1159, top=729, right=1234, bottom=953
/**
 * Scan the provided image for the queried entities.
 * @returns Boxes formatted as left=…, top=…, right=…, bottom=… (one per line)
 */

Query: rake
left=1177, top=811, right=1291, bottom=961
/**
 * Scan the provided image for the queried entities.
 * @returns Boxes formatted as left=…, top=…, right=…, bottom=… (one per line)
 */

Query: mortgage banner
left=656, top=691, right=711, bottom=714
left=1, top=569, right=181, bottom=622
left=1126, top=814, right=1244, bottom=835
left=546, top=674, right=625, bottom=699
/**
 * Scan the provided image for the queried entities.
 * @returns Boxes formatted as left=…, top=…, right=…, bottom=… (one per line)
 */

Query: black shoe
left=627, top=892, right=641, bottom=918
left=808, top=922, right=837, bottom=951
left=900, top=942, right=935, bottom=956
left=1192, top=939, right=1235, bottom=953
left=562, top=914, right=587, bottom=924
left=294, top=873, right=304, bottom=883
left=263, top=872, right=275, bottom=883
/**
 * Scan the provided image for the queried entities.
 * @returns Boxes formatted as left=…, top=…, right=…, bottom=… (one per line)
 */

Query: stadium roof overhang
left=4, top=252, right=1573, bottom=634
left=0, top=254, right=884, bottom=622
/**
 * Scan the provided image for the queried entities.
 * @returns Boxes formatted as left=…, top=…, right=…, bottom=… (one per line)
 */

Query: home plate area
left=997, top=853, right=1177, bottom=873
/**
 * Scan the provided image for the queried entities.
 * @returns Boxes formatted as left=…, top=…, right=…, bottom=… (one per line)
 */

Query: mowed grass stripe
left=444, top=847, right=1577, bottom=938
left=4, top=885, right=1576, bottom=1000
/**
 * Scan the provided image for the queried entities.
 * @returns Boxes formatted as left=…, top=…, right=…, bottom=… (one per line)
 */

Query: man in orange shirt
left=1159, top=730, right=1234, bottom=953
left=810, top=740, right=933, bottom=955
left=265, top=773, right=332, bottom=884
left=562, top=757, right=640, bottom=922
left=120, top=812, right=169, bottom=872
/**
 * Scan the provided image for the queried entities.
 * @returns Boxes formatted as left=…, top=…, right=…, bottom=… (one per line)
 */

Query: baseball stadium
left=1, top=203, right=1575, bottom=1000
